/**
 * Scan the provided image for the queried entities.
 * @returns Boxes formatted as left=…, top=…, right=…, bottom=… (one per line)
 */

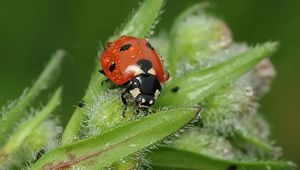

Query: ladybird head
left=128, top=74, right=161, bottom=108
left=136, top=94, right=155, bottom=108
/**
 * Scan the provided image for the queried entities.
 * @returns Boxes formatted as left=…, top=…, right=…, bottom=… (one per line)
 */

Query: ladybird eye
left=109, top=62, right=116, bottom=72
left=120, top=44, right=131, bottom=51
left=146, top=42, right=154, bottom=50
left=132, top=79, right=140, bottom=88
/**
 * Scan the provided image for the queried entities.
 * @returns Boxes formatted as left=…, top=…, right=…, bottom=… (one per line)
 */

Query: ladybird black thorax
left=137, top=59, right=153, bottom=73
left=126, top=74, right=161, bottom=107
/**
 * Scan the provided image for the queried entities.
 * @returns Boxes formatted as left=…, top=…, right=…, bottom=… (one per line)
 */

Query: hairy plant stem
left=0, top=50, right=64, bottom=145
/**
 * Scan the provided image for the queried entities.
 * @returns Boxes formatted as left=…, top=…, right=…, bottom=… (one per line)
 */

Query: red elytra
left=100, top=36, right=169, bottom=85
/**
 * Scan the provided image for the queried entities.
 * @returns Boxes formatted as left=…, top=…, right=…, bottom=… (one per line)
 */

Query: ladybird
left=99, top=36, right=170, bottom=114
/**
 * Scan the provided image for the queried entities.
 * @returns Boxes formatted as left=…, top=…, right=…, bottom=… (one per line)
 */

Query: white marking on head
left=142, top=98, right=146, bottom=103
left=149, top=100, right=153, bottom=105
left=154, top=90, right=160, bottom=99
left=129, top=88, right=141, bottom=98
left=147, top=68, right=156, bottom=75
left=125, top=65, right=144, bottom=76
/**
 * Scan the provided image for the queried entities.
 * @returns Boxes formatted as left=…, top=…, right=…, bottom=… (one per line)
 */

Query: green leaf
left=149, top=146, right=296, bottom=170
left=31, top=107, right=200, bottom=169
left=155, top=42, right=278, bottom=107
left=62, top=0, right=166, bottom=144
left=0, top=50, right=65, bottom=145
left=0, top=87, right=62, bottom=164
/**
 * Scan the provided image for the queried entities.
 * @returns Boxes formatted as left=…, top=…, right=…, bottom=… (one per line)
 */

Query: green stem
left=0, top=87, right=62, bottom=163
left=110, top=0, right=165, bottom=41
left=61, top=71, right=105, bottom=144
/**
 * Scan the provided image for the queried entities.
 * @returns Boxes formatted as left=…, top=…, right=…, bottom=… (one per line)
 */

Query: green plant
left=0, top=0, right=296, bottom=169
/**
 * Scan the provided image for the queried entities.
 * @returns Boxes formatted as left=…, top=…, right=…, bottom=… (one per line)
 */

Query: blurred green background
left=0, top=0, right=299, bottom=166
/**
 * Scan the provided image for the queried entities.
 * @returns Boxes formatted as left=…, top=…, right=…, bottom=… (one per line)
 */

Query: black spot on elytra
left=146, top=42, right=154, bottom=50
left=78, top=100, right=85, bottom=108
left=120, top=44, right=131, bottom=51
left=227, top=165, right=238, bottom=170
left=171, top=86, right=179, bottom=93
left=137, top=59, right=152, bottom=73
left=109, top=62, right=116, bottom=72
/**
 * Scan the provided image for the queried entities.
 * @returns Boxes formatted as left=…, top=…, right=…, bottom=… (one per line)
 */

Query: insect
left=99, top=36, right=170, bottom=116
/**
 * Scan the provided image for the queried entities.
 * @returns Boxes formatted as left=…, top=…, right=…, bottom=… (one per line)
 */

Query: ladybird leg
left=135, top=108, right=140, bottom=116
left=99, top=69, right=106, bottom=76
left=138, top=107, right=149, bottom=116
left=121, top=81, right=133, bottom=117
left=121, top=90, right=128, bottom=118
left=144, top=107, right=150, bottom=116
